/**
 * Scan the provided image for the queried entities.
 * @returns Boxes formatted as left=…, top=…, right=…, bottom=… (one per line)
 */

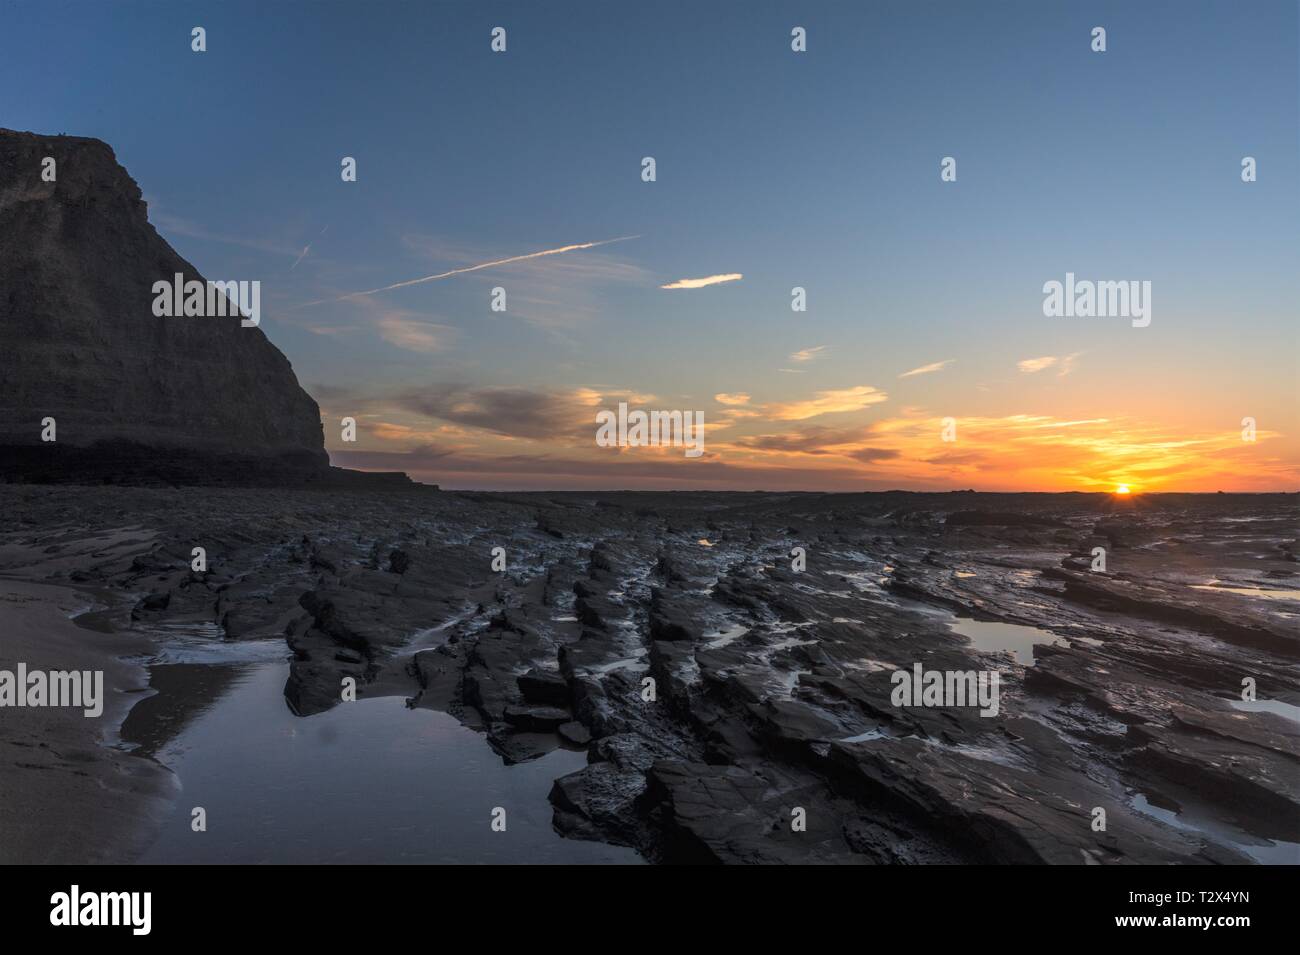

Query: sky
left=3, top=0, right=1297, bottom=491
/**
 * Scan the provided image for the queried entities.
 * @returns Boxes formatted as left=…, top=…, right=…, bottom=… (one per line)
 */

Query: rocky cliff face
left=0, top=128, right=334, bottom=484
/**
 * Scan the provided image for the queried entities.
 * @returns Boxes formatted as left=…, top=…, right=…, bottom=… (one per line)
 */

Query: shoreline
left=0, top=574, right=175, bottom=863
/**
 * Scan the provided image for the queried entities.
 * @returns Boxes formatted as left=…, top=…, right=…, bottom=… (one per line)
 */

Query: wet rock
left=504, top=704, right=571, bottom=731
left=7, top=484, right=1294, bottom=864
left=517, top=668, right=569, bottom=705
left=558, top=721, right=592, bottom=746
left=140, top=592, right=169, bottom=611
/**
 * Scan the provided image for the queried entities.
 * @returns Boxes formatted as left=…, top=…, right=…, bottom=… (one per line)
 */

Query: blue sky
left=3, top=0, right=1296, bottom=489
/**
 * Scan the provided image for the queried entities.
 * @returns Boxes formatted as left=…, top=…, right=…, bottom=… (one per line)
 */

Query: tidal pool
left=947, top=617, right=1066, bottom=667
left=127, top=661, right=641, bottom=864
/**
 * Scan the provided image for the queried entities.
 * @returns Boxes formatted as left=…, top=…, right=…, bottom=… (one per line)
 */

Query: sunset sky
left=6, top=0, right=1297, bottom=490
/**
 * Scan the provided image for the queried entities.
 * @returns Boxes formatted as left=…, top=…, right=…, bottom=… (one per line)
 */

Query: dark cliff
left=0, top=129, right=407, bottom=487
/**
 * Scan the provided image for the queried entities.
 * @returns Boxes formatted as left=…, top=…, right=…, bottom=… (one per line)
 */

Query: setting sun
left=1115, top=484, right=1131, bottom=495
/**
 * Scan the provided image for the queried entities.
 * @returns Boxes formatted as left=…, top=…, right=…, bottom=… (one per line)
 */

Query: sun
left=1115, top=484, right=1131, bottom=495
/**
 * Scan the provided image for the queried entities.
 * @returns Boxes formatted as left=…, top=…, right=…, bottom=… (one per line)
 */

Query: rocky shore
left=0, top=485, right=1295, bottom=863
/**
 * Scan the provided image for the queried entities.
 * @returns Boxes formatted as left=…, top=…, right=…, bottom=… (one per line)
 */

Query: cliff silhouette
left=0, top=129, right=411, bottom=488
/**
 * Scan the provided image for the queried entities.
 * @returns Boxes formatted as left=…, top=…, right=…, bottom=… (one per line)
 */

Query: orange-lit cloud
left=319, top=375, right=1296, bottom=493
left=765, top=385, right=889, bottom=421
left=1018, top=352, right=1083, bottom=376
left=713, top=410, right=1293, bottom=492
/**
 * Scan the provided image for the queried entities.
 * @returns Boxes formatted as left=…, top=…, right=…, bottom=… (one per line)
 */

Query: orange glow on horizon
left=329, top=397, right=1299, bottom=493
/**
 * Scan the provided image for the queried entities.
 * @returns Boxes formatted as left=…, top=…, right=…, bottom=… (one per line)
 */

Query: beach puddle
left=704, top=622, right=750, bottom=649
left=128, top=661, right=641, bottom=864
left=1230, top=698, right=1300, bottom=724
left=1192, top=582, right=1300, bottom=601
left=947, top=617, right=1066, bottom=667
left=1130, top=792, right=1300, bottom=865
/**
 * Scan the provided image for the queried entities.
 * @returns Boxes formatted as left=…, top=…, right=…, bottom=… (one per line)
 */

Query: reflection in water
left=1192, top=583, right=1300, bottom=601
left=1230, top=698, right=1300, bottom=724
left=946, top=617, right=1066, bottom=667
left=1130, top=792, right=1300, bottom=865
left=130, top=662, right=641, bottom=864
left=121, top=663, right=245, bottom=758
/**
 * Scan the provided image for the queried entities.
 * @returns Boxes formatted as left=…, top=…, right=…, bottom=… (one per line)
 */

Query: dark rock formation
left=0, top=128, right=391, bottom=486
left=4, top=481, right=1296, bottom=862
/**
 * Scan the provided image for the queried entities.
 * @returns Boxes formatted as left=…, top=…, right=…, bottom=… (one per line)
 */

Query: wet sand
left=0, top=575, right=172, bottom=863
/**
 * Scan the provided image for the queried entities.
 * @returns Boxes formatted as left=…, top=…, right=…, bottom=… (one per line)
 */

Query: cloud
left=377, top=314, right=455, bottom=353
left=395, top=385, right=608, bottom=441
left=150, top=206, right=300, bottom=257
left=308, top=382, right=371, bottom=407
left=324, top=398, right=1295, bottom=493
left=589, top=388, right=656, bottom=405
left=371, top=421, right=457, bottom=443
left=1018, top=353, right=1083, bottom=376
left=788, top=345, right=828, bottom=363
left=303, top=324, right=361, bottom=339
left=733, top=425, right=870, bottom=455
left=846, top=447, right=902, bottom=463
left=765, top=385, right=889, bottom=421
left=899, top=359, right=954, bottom=378
left=294, top=235, right=641, bottom=308
left=1017, top=355, right=1059, bottom=373
left=660, top=273, right=743, bottom=290
left=326, top=444, right=921, bottom=492
left=714, top=393, right=751, bottom=406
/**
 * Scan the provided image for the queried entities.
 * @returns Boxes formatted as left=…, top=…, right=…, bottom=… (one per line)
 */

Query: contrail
left=290, top=224, right=330, bottom=272
left=291, top=234, right=641, bottom=309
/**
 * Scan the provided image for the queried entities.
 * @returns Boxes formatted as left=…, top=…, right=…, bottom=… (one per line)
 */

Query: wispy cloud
left=660, top=273, right=743, bottom=290
left=765, top=385, right=888, bottom=421
left=150, top=205, right=299, bottom=257
left=899, top=359, right=954, bottom=378
left=788, top=345, right=828, bottom=363
left=377, top=314, right=455, bottom=354
left=294, top=235, right=641, bottom=308
left=1018, top=352, right=1083, bottom=376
